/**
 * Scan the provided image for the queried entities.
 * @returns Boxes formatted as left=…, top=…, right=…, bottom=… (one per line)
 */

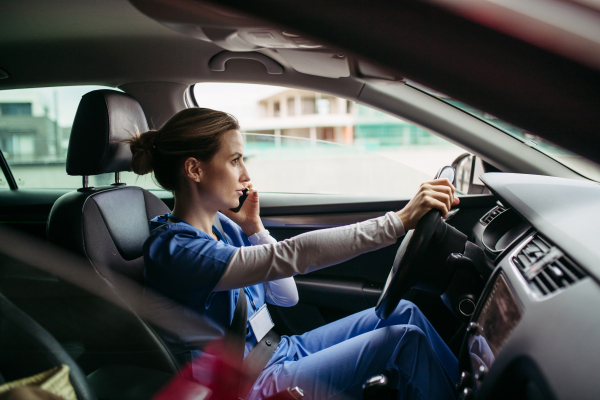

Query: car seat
left=46, top=89, right=179, bottom=374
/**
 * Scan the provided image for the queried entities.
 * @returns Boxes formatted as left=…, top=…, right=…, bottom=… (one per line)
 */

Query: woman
left=130, top=108, right=460, bottom=400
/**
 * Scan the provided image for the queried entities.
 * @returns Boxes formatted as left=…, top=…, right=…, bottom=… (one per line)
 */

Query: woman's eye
left=232, top=158, right=240, bottom=165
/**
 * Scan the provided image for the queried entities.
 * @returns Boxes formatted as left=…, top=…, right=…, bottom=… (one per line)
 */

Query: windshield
left=407, top=81, right=600, bottom=182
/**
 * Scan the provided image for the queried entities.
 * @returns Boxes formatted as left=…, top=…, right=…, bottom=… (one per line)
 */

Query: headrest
left=66, top=90, right=149, bottom=176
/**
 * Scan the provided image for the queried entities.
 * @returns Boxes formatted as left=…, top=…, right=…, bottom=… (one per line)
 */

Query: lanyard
left=165, top=213, right=228, bottom=244
left=212, top=226, right=229, bottom=244
left=244, top=287, right=259, bottom=312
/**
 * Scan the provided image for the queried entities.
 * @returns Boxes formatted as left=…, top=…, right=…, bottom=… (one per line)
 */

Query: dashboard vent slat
left=532, top=237, right=551, bottom=253
left=539, top=269, right=559, bottom=292
left=480, top=205, right=507, bottom=226
left=512, top=234, right=587, bottom=298
left=555, top=258, right=585, bottom=280
left=532, top=274, right=551, bottom=296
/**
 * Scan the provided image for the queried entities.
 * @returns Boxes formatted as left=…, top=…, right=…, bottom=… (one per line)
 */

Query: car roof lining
left=0, top=0, right=397, bottom=90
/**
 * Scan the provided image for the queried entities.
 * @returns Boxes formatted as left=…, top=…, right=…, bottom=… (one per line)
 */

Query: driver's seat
left=47, top=89, right=179, bottom=373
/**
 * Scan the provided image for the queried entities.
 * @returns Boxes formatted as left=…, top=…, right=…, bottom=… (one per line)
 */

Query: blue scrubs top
left=143, top=212, right=266, bottom=356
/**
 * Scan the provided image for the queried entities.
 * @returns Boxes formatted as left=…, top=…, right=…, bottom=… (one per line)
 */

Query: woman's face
left=199, top=129, right=250, bottom=209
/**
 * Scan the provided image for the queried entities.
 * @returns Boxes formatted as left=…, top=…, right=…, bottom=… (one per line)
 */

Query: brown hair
left=126, top=107, right=240, bottom=192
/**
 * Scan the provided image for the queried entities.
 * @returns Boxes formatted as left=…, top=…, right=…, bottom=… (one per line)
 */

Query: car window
left=193, top=83, right=467, bottom=196
left=0, top=86, right=131, bottom=189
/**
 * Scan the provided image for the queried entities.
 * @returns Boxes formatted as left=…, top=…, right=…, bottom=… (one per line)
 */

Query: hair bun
left=141, top=129, right=158, bottom=150
left=127, top=129, right=157, bottom=175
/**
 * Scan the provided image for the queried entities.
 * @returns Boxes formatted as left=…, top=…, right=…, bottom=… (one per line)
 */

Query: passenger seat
left=47, top=89, right=179, bottom=374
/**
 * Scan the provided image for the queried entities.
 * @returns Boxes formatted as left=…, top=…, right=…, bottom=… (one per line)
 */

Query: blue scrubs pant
left=247, top=300, right=458, bottom=400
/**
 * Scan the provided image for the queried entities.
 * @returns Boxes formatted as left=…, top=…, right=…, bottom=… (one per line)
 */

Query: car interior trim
left=480, top=172, right=600, bottom=281
left=0, top=148, right=17, bottom=190
left=119, top=82, right=189, bottom=130
left=209, top=51, right=284, bottom=74
left=507, top=233, right=540, bottom=301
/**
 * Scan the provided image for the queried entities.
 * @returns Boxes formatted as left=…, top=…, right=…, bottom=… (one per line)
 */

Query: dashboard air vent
left=480, top=205, right=507, bottom=226
left=512, top=234, right=586, bottom=297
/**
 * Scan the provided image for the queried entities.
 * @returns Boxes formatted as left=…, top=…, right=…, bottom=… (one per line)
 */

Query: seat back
left=47, top=90, right=178, bottom=373
left=49, top=185, right=169, bottom=288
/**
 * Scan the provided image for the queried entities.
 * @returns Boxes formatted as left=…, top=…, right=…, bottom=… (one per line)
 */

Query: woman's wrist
left=396, top=209, right=413, bottom=231
left=241, top=219, right=265, bottom=237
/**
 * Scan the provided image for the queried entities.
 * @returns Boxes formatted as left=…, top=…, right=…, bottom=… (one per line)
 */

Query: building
left=0, top=89, right=67, bottom=163
left=242, top=88, right=355, bottom=144
left=242, top=88, right=447, bottom=150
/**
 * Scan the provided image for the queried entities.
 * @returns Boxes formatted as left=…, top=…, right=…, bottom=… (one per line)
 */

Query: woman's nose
left=240, top=163, right=251, bottom=182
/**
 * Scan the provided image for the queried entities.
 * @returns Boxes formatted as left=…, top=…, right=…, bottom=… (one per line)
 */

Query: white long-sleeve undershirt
left=247, top=229, right=299, bottom=307
left=215, top=212, right=405, bottom=291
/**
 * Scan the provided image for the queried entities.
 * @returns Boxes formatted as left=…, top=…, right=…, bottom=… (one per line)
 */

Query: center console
left=457, top=272, right=523, bottom=398
left=456, top=201, right=588, bottom=400
left=456, top=204, right=530, bottom=399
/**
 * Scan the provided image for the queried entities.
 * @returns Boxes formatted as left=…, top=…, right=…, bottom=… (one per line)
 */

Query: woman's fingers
left=426, top=197, right=449, bottom=217
left=396, top=178, right=459, bottom=229
left=427, top=185, right=453, bottom=206
left=244, top=182, right=259, bottom=198
left=418, top=183, right=452, bottom=212
left=422, top=180, right=458, bottom=208
left=430, top=177, right=456, bottom=192
left=425, top=191, right=451, bottom=216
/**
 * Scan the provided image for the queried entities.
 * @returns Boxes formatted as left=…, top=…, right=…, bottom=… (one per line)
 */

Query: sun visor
left=277, top=50, right=350, bottom=79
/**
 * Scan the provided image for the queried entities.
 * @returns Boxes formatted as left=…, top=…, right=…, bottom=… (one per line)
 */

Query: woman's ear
left=184, top=157, right=202, bottom=183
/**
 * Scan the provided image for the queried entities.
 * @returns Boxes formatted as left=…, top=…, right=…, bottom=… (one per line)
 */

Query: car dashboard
left=457, top=173, right=600, bottom=400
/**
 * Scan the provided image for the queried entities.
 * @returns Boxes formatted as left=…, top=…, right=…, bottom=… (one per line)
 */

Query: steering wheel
left=375, top=166, right=456, bottom=319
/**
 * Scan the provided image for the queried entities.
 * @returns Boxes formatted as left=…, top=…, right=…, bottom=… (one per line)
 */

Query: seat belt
left=213, top=214, right=226, bottom=240
left=213, top=214, right=281, bottom=400
left=228, top=285, right=248, bottom=371
left=239, top=329, right=280, bottom=399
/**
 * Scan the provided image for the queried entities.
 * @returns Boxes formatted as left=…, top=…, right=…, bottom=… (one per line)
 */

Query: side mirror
left=451, top=153, right=493, bottom=194
left=435, top=165, right=456, bottom=186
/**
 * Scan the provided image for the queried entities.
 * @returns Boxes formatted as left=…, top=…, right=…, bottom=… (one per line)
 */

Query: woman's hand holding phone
left=221, top=182, right=265, bottom=237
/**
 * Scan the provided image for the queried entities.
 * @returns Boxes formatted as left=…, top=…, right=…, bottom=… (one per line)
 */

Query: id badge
left=248, top=304, right=275, bottom=342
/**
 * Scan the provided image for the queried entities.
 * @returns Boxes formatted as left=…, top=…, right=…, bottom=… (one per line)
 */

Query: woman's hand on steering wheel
left=221, top=183, right=266, bottom=237
left=396, top=178, right=460, bottom=230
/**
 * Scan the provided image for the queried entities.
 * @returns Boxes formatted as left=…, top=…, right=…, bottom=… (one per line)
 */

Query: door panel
left=0, top=189, right=70, bottom=239
left=0, top=187, right=497, bottom=344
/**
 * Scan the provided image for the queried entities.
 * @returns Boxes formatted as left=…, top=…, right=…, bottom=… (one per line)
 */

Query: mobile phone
left=230, top=188, right=249, bottom=213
